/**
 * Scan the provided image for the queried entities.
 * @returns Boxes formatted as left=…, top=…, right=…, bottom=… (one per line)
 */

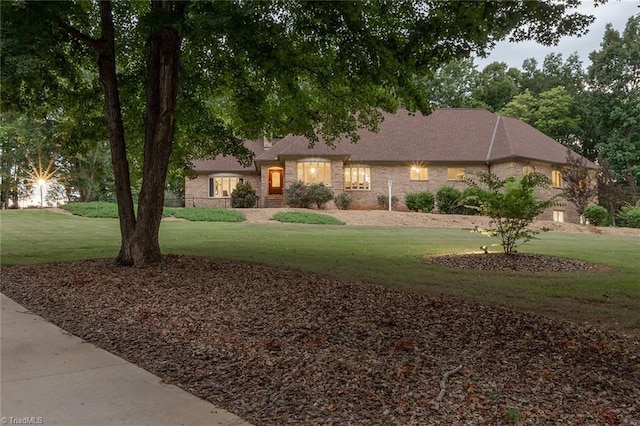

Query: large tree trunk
left=96, top=0, right=137, bottom=265
left=90, top=0, right=186, bottom=266
left=129, top=0, right=186, bottom=266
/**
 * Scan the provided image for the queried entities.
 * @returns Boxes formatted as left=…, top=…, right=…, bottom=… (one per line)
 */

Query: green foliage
left=583, top=205, right=608, bottom=226
left=284, top=182, right=334, bottom=209
left=62, top=202, right=120, bottom=218
left=377, top=194, right=399, bottom=210
left=284, top=182, right=311, bottom=208
left=467, top=172, right=555, bottom=254
left=505, top=408, right=521, bottom=424
left=618, top=204, right=640, bottom=228
left=306, top=183, right=335, bottom=209
left=272, top=211, right=344, bottom=225
left=405, top=192, right=435, bottom=213
left=166, top=207, right=245, bottom=222
left=436, top=186, right=462, bottom=214
left=230, top=181, right=258, bottom=208
left=334, top=192, right=353, bottom=210
left=461, top=187, right=485, bottom=215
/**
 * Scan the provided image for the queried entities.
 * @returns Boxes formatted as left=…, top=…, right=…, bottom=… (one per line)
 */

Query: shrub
left=272, top=211, right=345, bottom=225
left=405, top=191, right=435, bottom=212
left=307, top=183, right=334, bottom=209
left=334, top=192, right=353, bottom=210
left=436, top=186, right=462, bottom=214
left=460, top=187, right=485, bottom=215
left=466, top=172, right=556, bottom=254
left=284, top=181, right=311, bottom=208
left=583, top=204, right=608, bottom=226
left=230, top=182, right=258, bottom=208
left=377, top=194, right=399, bottom=210
left=618, top=204, right=640, bottom=228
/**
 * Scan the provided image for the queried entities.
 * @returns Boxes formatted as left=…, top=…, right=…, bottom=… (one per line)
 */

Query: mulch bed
left=2, top=255, right=639, bottom=425
left=424, top=253, right=599, bottom=273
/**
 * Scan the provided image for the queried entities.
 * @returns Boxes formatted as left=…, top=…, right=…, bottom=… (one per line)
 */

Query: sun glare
left=23, top=152, right=59, bottom=207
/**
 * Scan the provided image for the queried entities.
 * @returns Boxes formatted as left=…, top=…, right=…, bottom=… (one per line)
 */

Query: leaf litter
left=2, top=255, right=639, bottom=425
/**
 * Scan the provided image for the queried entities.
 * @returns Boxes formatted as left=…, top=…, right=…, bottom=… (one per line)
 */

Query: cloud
left=475, top=0, right=639, bottom=70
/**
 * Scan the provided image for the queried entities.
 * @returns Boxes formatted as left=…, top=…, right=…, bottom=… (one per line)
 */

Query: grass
left=1, top=209, right=639, bottom=335
left=62, top=202, right=246, bottom=222
left=272, top=211, right=345, bottom=225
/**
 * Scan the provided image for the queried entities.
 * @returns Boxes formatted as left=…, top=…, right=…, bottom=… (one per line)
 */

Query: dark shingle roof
left=192, top=109, right=594, bottom=172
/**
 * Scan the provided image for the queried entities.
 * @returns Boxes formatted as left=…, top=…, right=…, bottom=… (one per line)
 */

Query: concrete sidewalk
left=1, top=294, right=251, bottom=426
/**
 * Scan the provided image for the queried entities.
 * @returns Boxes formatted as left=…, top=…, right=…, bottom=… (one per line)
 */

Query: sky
left=475, top=0, right=640, bottom=70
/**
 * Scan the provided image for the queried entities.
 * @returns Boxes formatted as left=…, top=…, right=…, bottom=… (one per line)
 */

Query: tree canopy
left=1, top=0, right=602, bottom=265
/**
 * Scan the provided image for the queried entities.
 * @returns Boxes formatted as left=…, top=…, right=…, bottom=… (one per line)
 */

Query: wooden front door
left=268, top=168, right=283, bottom=195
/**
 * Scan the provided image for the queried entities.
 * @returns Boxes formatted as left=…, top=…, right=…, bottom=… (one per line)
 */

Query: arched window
left=522, top=165, right=535, bottom=176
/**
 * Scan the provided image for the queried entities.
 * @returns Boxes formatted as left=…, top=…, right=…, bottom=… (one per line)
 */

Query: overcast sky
left=474, top=0, right=640, bottom=70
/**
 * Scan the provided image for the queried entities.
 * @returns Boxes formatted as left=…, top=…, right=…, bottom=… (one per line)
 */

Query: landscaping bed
left=2, top=256, right=639, bottom=425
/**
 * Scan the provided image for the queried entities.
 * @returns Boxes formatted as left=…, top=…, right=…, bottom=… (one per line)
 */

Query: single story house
left=186, top=108, right=596, bottom=223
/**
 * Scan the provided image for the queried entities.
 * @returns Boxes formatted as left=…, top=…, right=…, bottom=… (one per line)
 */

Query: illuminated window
left=553, top=210, right=564, bottom=223
left=297, top=160, right=331, bottom=185
left=209, top=176, right=241, bottom=198
left=410, top=166, right=428, bottom=181
left=344, top=165, right=371, bottom=190
left=522, top=165, right=535, bottom=175
left=552, top=170, right=563, bottom=188
left=447, top=168, right=465, bottom=181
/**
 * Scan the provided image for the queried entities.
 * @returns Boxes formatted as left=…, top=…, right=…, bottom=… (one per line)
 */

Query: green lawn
left=1, top=209, right=639, bottom=334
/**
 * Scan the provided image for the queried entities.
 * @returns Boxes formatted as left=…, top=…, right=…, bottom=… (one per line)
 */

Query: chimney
left=263, top=135, right=272, bottom=149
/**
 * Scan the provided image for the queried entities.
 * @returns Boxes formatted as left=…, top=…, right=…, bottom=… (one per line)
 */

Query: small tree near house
left=562, top=150, right=598, bottom=224
left=465, top=172, right=556, bottom=255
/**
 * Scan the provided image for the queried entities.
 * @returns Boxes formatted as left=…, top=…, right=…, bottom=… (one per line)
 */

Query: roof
left=192, top=109, right=595, bottom=172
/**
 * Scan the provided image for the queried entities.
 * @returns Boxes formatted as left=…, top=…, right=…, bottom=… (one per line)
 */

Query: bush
left=583, top=204, right=608, bottom=226
left=377, top=194, right=399, bottom=210
left=272, top=211, right=345, bottom=225
left=284, top=181, right=311, bottom=208
left=436, top=186, right=462, bottom=214
left=334, top=192, right=353, bottom=210
left=466, top=172, right=555, bottom=254
left=618, top=204, right=640, bottom=228
left=405, top=191, right=435, bottom=212
left=307, top=183, right=334, bottom=209
left=460, top=187, right=485, bottom=215
left=230, top=182, right=258, bottom=208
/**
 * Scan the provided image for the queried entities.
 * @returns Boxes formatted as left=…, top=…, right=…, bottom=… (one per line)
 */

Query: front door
left=268, top=168, right=283, bottom=195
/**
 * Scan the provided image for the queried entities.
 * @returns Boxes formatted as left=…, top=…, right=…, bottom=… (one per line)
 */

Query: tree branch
left=59, top=20, right=104, bottom=51
left=436, top=364, right=463, bottom=402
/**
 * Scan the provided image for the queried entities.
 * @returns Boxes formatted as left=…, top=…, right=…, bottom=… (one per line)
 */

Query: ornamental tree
left=465, top=172, right=556, bottom=254
left=1, top=0, right=597, bottom=266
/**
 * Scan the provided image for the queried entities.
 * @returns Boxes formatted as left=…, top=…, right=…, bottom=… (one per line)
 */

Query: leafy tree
left=562, top=150, right=598, bottom=223
left=2, top=0, right=597, bottom=266
left=596, top=154, right=631, bottom=227
left=472, top=62, right=522, bottom=112
left=500, top=86, right=581, bottom=149
left=466, top=172, right=556, bottom=254
left=421, top=59, right=483, bottom=108
left=520, top=53, right=585, bottom=96
left=586, top=16, right=640, bottom=194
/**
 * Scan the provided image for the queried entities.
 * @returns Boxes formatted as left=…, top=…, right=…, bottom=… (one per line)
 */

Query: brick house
left=185, top=108, right=596, bottom=223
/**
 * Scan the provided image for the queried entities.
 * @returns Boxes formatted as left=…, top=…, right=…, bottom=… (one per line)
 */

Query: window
left=522, top=165, right=535, bottom=176
left=552, top=170, right=563, bottom=188
left=344, top=165, right=371, bottom=190
left=447, top=168, right=465, bottom=181
left=410, top=166, right=428, bottom=181
left=297, top=160, right=331, bottom=185
left=553, top=210, right=564, bottom=223
left=209, top=176, right=241, bottom=198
